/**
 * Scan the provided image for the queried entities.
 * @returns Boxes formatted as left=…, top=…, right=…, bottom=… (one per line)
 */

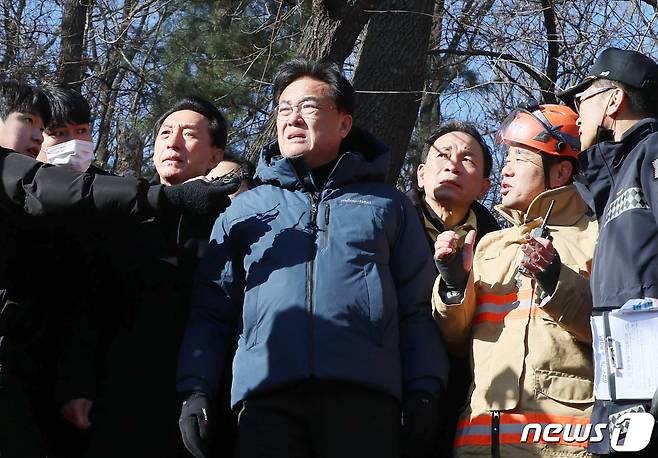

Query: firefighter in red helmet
left=432, top=103, right=597, bottom=457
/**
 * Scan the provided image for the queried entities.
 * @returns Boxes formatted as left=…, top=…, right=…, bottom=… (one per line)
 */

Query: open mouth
left=26, top=147, right=39, bottom=158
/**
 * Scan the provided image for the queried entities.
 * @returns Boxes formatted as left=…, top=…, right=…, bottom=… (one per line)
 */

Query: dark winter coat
left=83, top=174, right=219, bottom=458
left=0, top=148, right=159, bottom=293
left=575, top=117, right=658, bottom=455
left=177, top=128, right=449, bottom=407
left=407, top=186, right=500, bottom=458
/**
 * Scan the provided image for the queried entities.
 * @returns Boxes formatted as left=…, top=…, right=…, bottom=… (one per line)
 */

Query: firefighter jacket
left=433, top=185, right=597, bottom=457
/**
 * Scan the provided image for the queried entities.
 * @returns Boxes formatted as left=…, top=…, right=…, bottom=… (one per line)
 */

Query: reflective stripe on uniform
left=454, top=412, right=591, bottom=448
left=474, top=290, right=542, bottom=324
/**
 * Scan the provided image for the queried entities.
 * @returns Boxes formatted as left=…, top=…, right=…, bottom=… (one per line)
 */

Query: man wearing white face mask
left=37, top=85, right=97, bottom=173
left=34, top=85, right=111, bottom=454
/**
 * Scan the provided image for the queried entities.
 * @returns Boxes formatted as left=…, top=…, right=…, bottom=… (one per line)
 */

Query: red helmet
left=497, top=103, right=580, bottom=159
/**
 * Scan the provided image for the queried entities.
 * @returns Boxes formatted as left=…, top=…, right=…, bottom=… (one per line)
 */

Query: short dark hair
left=0, top=80, right=51, bottom=125
left=42, top=84, right=91, bottom=129
left=272, top=58, right=355, bottom=115
left=541, top=153, right=579, bottom=183
left=592, top=79, right=658, bottom=117
left=153, top=96, right=228, bottom=149
left=222, top=151, right=256, bottom=189
left=422, top=120, right=493, bottom=178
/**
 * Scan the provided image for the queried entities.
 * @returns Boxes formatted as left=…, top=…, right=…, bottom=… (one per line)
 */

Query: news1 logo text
left=520, top=412, right=654, bottom=452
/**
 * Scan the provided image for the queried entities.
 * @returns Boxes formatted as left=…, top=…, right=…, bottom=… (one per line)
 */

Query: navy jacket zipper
left=307, top=192, right=318, bottom=375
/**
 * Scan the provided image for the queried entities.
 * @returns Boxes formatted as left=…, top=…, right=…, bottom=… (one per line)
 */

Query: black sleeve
left=56, top=299, right=100, bottom=403
left=0, top=148, right=160, bottom=222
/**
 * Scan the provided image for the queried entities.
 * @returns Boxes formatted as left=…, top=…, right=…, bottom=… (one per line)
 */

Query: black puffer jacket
left=84, top=175, right=224, bottom=458
left=0, top=148, right=160, bottom=292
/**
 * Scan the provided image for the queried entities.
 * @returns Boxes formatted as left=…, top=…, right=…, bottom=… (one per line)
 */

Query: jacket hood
left=255, top=126, right=389, bottom=192
left=496, top=184, right=587, bottom=227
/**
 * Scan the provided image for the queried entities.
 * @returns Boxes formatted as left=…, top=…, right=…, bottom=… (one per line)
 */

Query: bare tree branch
left=541, top=0, right=558, bottom=103
left=429, top=47, right=551, bottom=98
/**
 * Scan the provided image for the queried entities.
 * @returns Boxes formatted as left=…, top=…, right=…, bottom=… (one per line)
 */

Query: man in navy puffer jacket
left=176, top=58, right=449, bottom=458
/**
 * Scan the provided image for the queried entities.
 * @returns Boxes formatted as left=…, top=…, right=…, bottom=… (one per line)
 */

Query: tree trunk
left=352, top=0, right=435, bottom=184
left=540, top=0, right=559, bottom=104
left=58, top=0, right=91, bottom=89
left=114, top=121, right=144, bottom=177
left=417, top=0, right=444, bottom=128
left=298, top=0, right=378, bottom=63
left=95, top=67, right=125, bottom=167
left=246, top=0, right=377, bottom=162
left=1, top=0, right=26, bottom=71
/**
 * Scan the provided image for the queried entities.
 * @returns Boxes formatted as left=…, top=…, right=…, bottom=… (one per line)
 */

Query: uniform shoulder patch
left=653, top=157, right=658, bottom=180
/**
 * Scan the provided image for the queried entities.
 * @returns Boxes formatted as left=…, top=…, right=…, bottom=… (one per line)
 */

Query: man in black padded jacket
left=0, top=83, right=236, bottom=458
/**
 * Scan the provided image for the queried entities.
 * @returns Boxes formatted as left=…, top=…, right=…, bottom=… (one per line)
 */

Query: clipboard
left=591, top=298, right=658, bottom=401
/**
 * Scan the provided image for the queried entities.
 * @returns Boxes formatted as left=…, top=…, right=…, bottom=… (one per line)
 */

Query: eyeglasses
left=573, top=86, right=617, bottom=113
left=276, top=100, right=336, bottom=119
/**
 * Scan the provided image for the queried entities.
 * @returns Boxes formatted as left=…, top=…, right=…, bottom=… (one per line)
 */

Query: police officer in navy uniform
left=558, top=47, right=658, bottom=456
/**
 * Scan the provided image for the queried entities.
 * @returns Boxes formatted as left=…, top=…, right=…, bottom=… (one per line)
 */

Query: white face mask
left=44, top=139, right=95, bottom=172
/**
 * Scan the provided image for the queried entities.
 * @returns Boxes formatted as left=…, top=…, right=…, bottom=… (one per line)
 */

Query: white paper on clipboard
left=591, top=298, right=658, bottom=401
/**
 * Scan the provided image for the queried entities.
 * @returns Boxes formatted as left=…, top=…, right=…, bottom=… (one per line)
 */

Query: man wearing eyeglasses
left=558, top=48, right=658, bottom=456
left=176, top=58, right=448, bottom=458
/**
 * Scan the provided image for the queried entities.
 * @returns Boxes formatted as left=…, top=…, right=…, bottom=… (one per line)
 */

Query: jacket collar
left=576, top=117, right=658, bottom=220
left=149, top=173, right=163, bottom=185
left=406, top=187, right=501, bottom=249
left=579, top=117, right=658, bottom=179
left=408, top=186, right=497, bottom=232
left=496, top=184, right=587, bottom=227
left=255, top=126, right=389, bottom=193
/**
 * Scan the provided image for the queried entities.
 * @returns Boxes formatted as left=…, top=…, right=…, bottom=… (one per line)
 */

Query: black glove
left=533, top=250, right=561, bottom=296
left=435, top=249, right=470, bottom=306
left=160, top=178, right=240, bottom=218
left=435, top=249, right=469, bottom=292
left=401, top=390, right=439, bottom=458
left=179, top=392, right=212, bottom=458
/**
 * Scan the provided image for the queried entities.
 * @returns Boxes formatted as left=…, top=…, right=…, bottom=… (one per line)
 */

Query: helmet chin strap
left=541, top=154, right=553, bottom=191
